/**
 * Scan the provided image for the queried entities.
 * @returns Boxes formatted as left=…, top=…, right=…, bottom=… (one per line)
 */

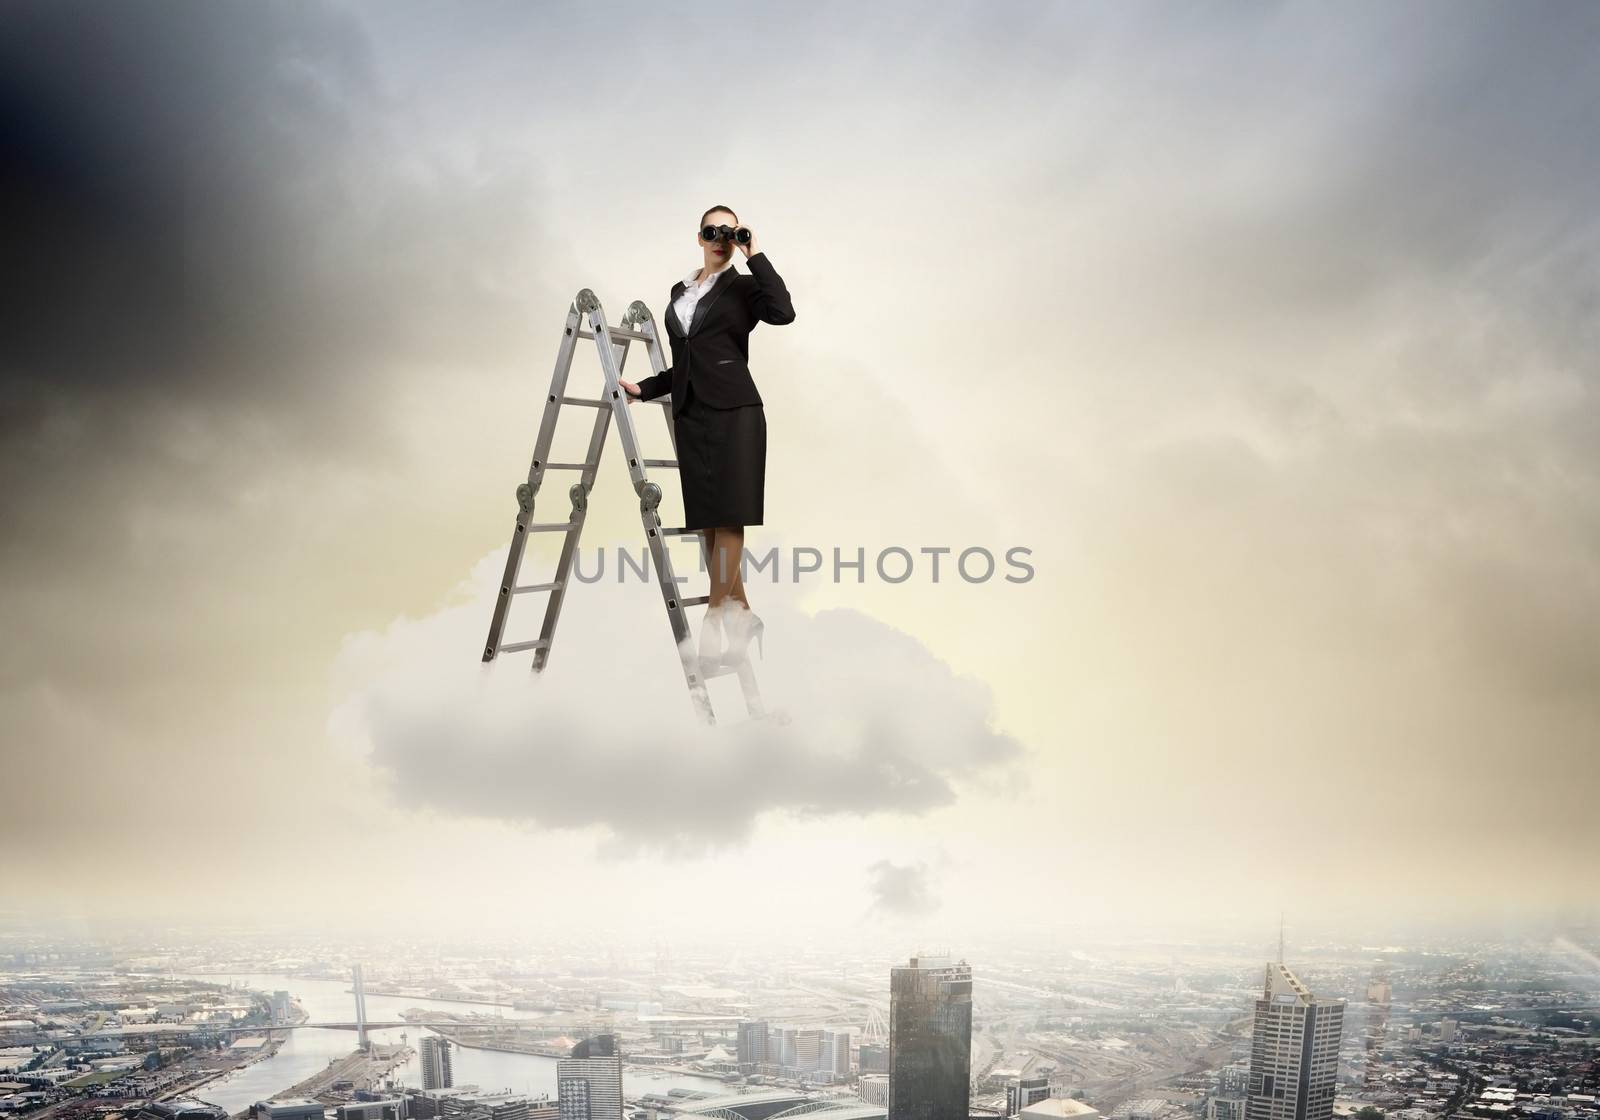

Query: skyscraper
left=737, top=1020, right=769, bottom=1070
left=1246, top=963, right=1344, bottom=1120
left=826, top=1029, right=851, bottom=1077
left=557, top=1035, right=623, bottom=1120
left=420, top=1035, right=454, bottom=1090
left=888, top=955, right=973, bottom=1120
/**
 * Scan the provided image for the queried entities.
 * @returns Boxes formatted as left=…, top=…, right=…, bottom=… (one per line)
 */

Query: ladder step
left=558, top=396, right=606, bottom=408
left=498, top=639, right=550, bottom=654
left=512, top=582, right=562, bottom=595
left=540, top=462, right=591, bottom=471
left=661, top=527, right=703, bottom=537
left=680, top=595, right=710, bottom=607
left=642, top=459, right=679, bottom=469
left=526, top=522, right=574, bottom=533
left=577, top=326, right=651, bottom=342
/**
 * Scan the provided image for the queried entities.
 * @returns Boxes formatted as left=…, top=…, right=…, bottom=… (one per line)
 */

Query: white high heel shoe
left=697, top=609, right=725, bottom=672
left=720, top=604, right=766, bottom=665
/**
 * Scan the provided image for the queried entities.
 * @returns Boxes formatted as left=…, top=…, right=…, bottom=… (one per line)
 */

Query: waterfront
left=170, top=974, right=730, bottom=1114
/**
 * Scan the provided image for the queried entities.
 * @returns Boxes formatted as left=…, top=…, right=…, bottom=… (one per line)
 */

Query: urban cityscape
left=0, top=930, right=1594, bottom=1120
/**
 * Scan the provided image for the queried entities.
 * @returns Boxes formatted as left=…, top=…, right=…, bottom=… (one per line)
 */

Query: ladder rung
left=513, top=582, right=562, bottom=595
left=540, top=462, right=590, bottom=471
left=679, top=595, right=710, bottom=607
left=661, top=527, right=703, bottom=537
left=642, top=459, right=678, bottom=469
left=558, top=396, right=606, bottom=407
left=527, top=522, right=574, bottom=533
left=577, top=326, right=651, bottom=342
left=498, top=639, right=550, bottom=654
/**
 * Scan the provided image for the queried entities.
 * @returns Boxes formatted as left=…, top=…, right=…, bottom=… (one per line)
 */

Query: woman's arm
left=627, top=369, right=671, bottom=401
left=745, top=251, right=795, bottom=325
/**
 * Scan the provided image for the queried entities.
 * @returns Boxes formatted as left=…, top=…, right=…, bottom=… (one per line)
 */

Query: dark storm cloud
left=4, top=2, right=365, bottom=391
left=0, top=0, right=557, bottom=689
left=0, top=0, right=551, bottom=438
left=866, top=860, right=939, bottom=918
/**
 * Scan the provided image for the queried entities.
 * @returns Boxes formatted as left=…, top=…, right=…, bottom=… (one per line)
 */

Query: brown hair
left=699, top=205, right=738, bottom=229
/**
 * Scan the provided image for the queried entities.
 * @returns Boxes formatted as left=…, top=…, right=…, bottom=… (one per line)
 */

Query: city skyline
left=2, top=931, right=1594, bottom=1120
left=3, top=0, right=1598, bottom=978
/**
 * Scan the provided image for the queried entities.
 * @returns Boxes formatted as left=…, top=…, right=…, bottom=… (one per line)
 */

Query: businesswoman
left=619, top=205, right=796, bottom=668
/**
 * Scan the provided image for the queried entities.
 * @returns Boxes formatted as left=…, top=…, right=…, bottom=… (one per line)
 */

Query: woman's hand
left=736, top=227, right=761, bottom=258
left=619, top=378, right=642, bottom=404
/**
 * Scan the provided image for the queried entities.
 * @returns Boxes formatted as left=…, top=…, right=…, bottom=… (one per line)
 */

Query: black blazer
left=633, top=251, right=795, bottom=414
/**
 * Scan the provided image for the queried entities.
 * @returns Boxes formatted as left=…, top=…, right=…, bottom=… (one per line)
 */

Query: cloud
left=327, top=547, right=1026, bottom=855
left=866, top=860, right=939, bottom=918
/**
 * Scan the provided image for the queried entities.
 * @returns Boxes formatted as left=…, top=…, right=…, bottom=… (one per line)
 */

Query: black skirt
left=672, top=381, right=766, bottom=529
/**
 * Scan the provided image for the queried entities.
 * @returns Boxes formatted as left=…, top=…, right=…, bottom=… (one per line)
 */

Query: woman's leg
left=703, top=527, right=723, bottom=608
left=696, top=527, right=725, bottom=662
left=710, top=526, right=749, bottom=609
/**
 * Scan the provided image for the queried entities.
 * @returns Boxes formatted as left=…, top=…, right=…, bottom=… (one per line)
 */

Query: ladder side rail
left=530, top=328, right=627, bottom=672
left=483, top=304, right=584, bottom=661
left=590, top=312, right=656, bottom=499
left=527, top=307, right=587, bottom=485
left=642, top=514, right=714, bottom=724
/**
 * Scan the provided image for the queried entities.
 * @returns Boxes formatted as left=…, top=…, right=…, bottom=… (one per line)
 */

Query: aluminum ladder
left=481, top=288, right=764, bottom=725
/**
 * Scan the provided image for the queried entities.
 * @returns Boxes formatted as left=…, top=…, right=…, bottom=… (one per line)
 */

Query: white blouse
left=673, top=256, right=735, bottom=333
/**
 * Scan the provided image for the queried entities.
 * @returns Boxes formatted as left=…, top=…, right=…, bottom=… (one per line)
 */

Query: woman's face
left=700, top=210, right=737, bottom=265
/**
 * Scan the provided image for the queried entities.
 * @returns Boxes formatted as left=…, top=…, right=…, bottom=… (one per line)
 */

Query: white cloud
left=328, top=546, right=1025, bottom=855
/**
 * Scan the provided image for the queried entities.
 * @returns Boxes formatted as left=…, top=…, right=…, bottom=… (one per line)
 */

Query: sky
left=2, top=0, right=1598, bottom=944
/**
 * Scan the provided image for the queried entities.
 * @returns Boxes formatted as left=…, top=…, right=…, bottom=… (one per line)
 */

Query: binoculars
left=700, top=223, right=753, bottom=245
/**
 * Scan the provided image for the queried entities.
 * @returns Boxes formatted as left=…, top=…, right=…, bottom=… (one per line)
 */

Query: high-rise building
left=859, top=1043, right=889, bottom=1074
left=1245, top=963, right=1344, bottom=1120
left=826, top=1029, right=850, bottom=1078
left=270, top=992, right=292, bottom=1025
left=737, top=1021, right=769, bottom=1070
left=557, top=1035, right=622, bottom=1120
left=794, top=1029, right=823, bottom=1071
left=1217, top=1066, right=1250, bottom=1097
left=420, top=1036, right=454, bottom=1091
left=1006, top=1076, right=1050, bottom=1116
left=748, top=1023, right=851, bottom=1082
left=888, top=955, right=972, bottom=1120
left=1438, top=1019, right=1457, bottom=1045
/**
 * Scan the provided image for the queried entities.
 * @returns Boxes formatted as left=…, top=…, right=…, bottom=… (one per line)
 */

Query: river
left=170, top=973, right=731, bottom=1115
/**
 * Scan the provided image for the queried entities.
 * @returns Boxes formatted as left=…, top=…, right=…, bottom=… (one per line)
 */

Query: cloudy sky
left=3, top=0, right=1597, bottom=943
